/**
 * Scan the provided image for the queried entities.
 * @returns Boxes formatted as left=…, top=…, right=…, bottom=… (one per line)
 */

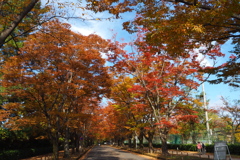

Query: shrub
left=0, top=147, right=52, bottom=160
left=227, top=144, right=240, bottom=155
left=0, top=139, right=51, bottom=150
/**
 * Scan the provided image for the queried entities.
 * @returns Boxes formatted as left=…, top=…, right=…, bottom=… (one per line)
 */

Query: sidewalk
left=118, top=146, right=240, bottom=160
left=153, top=148, right=240, bottom=160
left=20, top=147, right=91, bottom=160
left=21, top=145, right=240, bottom=160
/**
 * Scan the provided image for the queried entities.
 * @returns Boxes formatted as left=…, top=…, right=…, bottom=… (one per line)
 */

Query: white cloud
left=71, top=24, right=97, bottom=36
left=70, top=20, right=113, bottom=39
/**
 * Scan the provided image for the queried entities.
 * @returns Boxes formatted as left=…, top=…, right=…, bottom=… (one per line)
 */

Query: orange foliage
left=1, top=20, right=111, bottom=144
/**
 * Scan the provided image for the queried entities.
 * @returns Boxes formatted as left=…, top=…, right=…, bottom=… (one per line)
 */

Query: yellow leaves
left=124, top=126, right=131, bottom=129
left=192, top=25, right=204, bottom=33
left=184, top=23, right=204, bottom=33
left=57, top=2, right=66, bottom=9
left=235, top=130, right=240, bottom=143
left=193, top=99, right=203, bottom=107
left=58, top=6, right=64, bottom=9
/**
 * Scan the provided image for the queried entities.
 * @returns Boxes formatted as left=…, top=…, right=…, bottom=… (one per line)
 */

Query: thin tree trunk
left=63, top=127, right=70, bottom=158
left=148, top=134, right=154, bottom=153
left=138, top=129, right=144, bottom=149
left=128, top=136, right=132, bottom=148
left=71, top=137, right=76, bottom=154
left=133, top=137, right=136, bottom=149
left=75, top=133, right=80, bottom=152
left=144, top=131, right=154, bottom=153
left=191, top=131, right=197, bottom=144
left=52, top=136, right=59, bottom=160
left=0, top=0, right=39, bottom=47
left=231, top=127, right=235, bottom=144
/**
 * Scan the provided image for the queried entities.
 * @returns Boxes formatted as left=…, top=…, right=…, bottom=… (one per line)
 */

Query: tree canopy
left=88, top=0, right=240, bottom=86
left=0, top=19, right=111, bottom=159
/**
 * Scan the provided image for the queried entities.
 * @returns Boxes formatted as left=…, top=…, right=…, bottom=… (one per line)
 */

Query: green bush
left=131, top=142, right=240, bottom=155
left=227, top=144, right=240, bottom=155
left=165, top=144, right=240, bottom=155
left=0, top=139, right=51, bottom=150
left=205, top=144, right=214, bottom=153
left=0, top=147, right=52, bottom=160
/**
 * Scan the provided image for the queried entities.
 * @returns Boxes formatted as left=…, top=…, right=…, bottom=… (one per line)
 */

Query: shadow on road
left=83, top=145, right=151, bottom=160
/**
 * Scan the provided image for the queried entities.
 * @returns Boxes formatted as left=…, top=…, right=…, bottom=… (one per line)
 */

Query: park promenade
left=21, top=145, right=240, bottom=160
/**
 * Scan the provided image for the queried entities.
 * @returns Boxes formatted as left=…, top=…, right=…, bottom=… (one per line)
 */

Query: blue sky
left=41, top=0, right=239, bottom=108
left=203, top=40, right=239, bottom=108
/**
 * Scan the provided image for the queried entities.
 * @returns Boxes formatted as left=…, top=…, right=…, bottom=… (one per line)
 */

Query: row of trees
left=92, top=0, right=240, bottom=154
left=0, top=1, right=116, bottom=159
left=0, top=0, right=239, bottom=159
left=97, top=28, right=226, bottom=154
left=0, top=20, right=112, bottom=159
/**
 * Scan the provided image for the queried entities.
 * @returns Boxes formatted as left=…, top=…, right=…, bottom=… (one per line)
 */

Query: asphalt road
left=80, top=145, right=155, bottom=160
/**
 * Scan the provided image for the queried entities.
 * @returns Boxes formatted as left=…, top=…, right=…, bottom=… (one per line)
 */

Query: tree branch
left=0, top=0, right=39, bottom=47
left=169, top=0, right=240, bottom=20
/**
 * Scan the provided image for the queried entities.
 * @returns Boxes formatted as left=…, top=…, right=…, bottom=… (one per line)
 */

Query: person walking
left=201, top=142, right=205, bottom=154
left=197, top=142, right=202, bottom=154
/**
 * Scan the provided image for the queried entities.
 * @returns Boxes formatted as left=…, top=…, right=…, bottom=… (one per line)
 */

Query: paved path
left=80, top=145, right=156, bottom=160
left=167, top=149, right=240, bottom=160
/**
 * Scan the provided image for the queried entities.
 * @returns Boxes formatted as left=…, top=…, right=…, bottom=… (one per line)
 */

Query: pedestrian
left=197, top=142, right=202, bottom=154
left=201, top=142, right=205, bottom=154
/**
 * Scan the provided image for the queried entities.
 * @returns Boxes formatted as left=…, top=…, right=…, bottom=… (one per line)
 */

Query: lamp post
left=202, top=83, right=211, bottom=144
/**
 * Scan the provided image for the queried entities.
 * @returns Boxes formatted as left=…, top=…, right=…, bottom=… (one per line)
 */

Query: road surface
left=80, top=145, right=155, bottom=160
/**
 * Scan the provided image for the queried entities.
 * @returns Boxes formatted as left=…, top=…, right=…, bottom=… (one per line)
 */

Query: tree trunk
left=144, top=131, right=154, bottom=153
left=118, top=139, right=121, bottom=146
left=71, top=137, right=76, bottom=154
left=148, top=139, right=154, bottom=153
left=191, top=131, right=197, bottom=144
left=0, top=0, right=39, bottom=48
left=133, top=137, right=136, bottom=149
left=182, top=134, right=188, bottom=144
left=118, top=137, right=124, bottom=146
left=160, top=133, right=169, bottom=155
left=128, top=137, right=132, bottom=148
left=148, top=134, right=153, bottom=153
left=138, top=129, right=144, bottom=149
left=231, top=127, right=235, bottom=144
left=52, top=136, right=59, bottom=160
left=63, top=127, right=70, bottom=158
left=75, top=133, right=80, bottom=152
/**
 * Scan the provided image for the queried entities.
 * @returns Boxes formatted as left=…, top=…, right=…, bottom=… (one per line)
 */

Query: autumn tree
left=88, top=0, right=239, bottom=53
left=109, top=77, right=136, bottom=146
left=97, top=102, right=131, bottom=146
left=107, top=29, right=225, bottom=154
left=87, top=0, right=240, bottom=86
left=0, top=0, right=114, bottom=50
left=177, top=96, right=204, bottom=144
left=219, top=97, right=240, bottom=144
left=109, top=75, right=156, bottom=150
left=74, top=102, right=101, bottom=148
left=0, top=20, right=111, bottom=159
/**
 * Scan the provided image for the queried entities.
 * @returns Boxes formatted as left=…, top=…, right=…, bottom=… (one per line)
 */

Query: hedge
left=126, top=143, right=240, bottom=155
left=0, top=139, right=51, bottom=150
left=0, top=147, right=53, bottom=160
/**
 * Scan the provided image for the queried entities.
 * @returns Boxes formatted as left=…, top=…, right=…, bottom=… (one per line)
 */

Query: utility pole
left=202, top=83, right=211, bottom=144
